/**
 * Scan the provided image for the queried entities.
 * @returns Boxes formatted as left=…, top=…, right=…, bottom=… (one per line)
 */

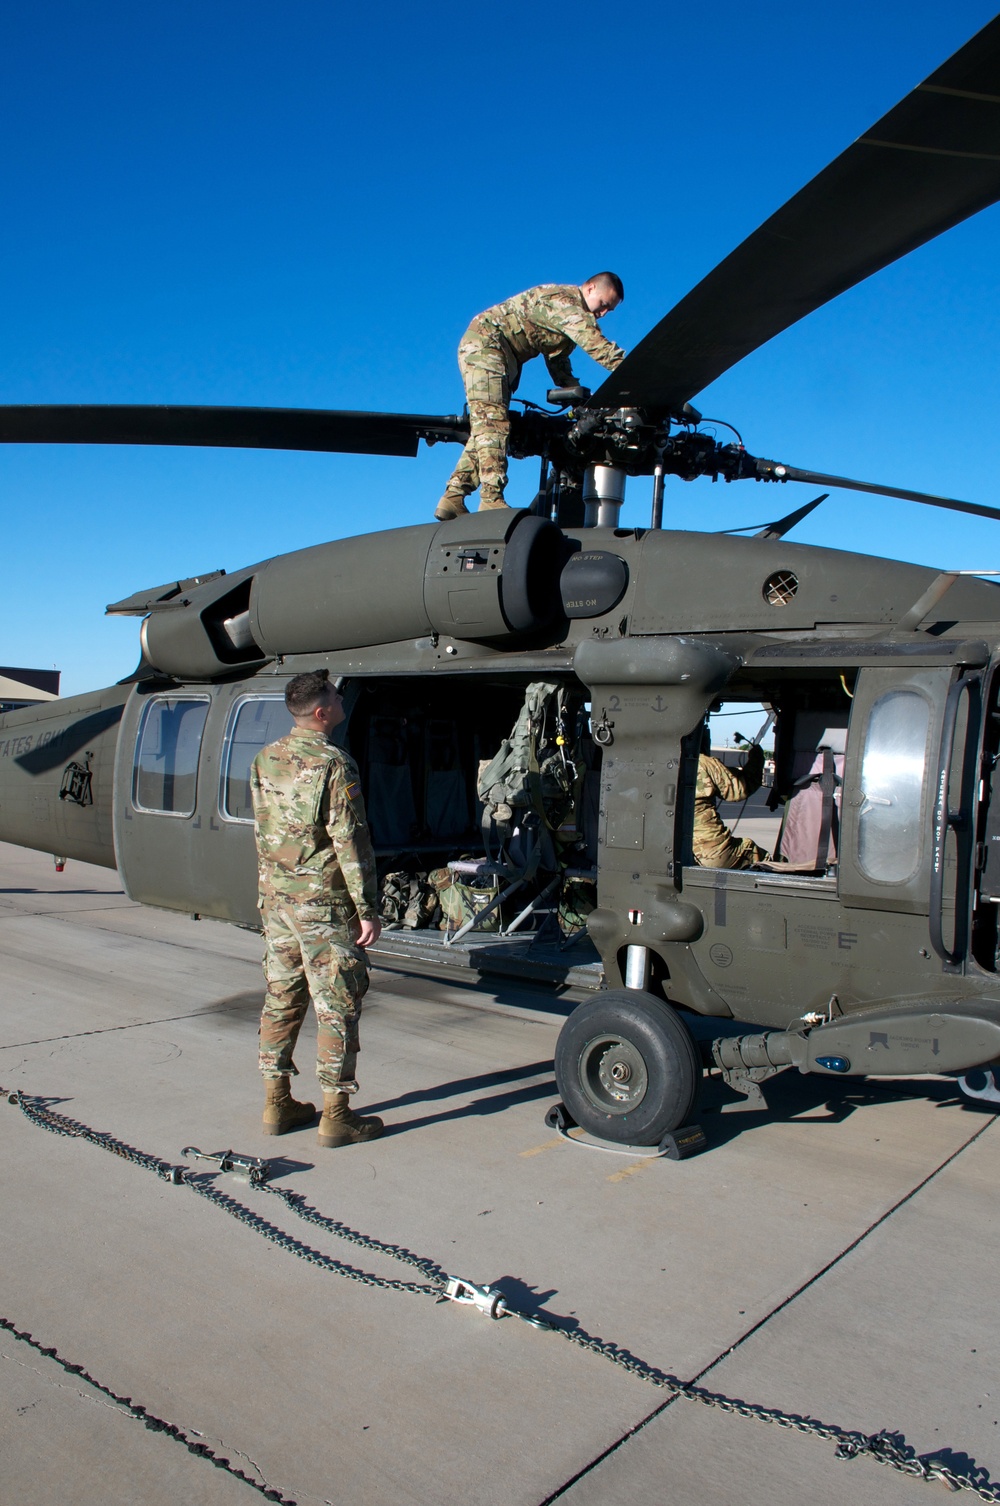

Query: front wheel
left=554, top=990, right=701, bottom=1145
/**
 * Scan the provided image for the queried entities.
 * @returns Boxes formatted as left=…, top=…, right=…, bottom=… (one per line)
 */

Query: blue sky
left=2, top=1, right=999, bottom=698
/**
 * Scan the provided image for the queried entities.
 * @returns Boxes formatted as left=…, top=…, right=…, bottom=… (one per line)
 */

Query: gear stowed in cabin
left=477, top=682, right=584, bottom=871
left=428, top=862, right=501, bottom=934
left=378, top=870, right=439, bottom=931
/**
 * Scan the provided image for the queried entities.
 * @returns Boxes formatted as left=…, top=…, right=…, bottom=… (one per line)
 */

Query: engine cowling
left=139, top=511, right=569, bottom=680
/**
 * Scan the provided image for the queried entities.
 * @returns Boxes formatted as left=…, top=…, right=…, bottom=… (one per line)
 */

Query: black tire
left=555, top=991, right=701, bottom=1145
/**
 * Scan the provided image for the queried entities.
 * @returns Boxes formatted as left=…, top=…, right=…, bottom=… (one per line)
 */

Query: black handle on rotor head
left=546, top=386, right=591, bottom=408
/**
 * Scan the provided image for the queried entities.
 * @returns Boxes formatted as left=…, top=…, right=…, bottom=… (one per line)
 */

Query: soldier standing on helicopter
left=435, top=274, right=626, bottom=520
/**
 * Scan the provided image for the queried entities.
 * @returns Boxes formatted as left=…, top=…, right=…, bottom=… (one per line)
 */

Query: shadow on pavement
left=256, top=1154, right=316, bottom=1181
left=382, top=1076, right=557, bottom=1135
left=699, top=1068, right=986, bottom=1150
left=365, top=1059, right=553, bottom=1116
left=191, top=991, right=266, bottom=1022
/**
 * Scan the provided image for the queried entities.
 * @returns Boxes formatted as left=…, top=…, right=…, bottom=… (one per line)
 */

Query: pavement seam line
left=0, top=903, right=136, bottom=920
left=0, top=1317, right=299, bottom=1504
left=6, top=905, right=581, bottom=1019
left=2, top=1343, right=139, bottom=1421
left=40, top=904, right=266, bottom=960
left=534, top=1111, right=1000, bottom=1505
left=0, top=1000, right=263, bottom=1050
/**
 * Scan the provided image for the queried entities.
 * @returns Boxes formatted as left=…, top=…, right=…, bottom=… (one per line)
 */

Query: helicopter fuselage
left=3, top=513, right=1000, bottom=1137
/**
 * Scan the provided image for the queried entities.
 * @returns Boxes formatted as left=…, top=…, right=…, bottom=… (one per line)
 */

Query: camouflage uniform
left=439, top=285, right=625, bottom=514
left=251, top=726, right=378, bottom=1095
left=692, top=746, right=769, bottom=869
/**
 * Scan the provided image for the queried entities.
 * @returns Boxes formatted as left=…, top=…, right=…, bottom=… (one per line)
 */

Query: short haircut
left=585, top=271, right=624, bottom=302
left=285, top=668, right=332, bottom=716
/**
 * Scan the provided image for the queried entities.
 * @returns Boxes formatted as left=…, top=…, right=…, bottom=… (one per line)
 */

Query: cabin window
left=133, top=697, right=210, bottom=816
left=221, top=696, right=294, bottom=822
left=857, top=689, right=931, bottom=883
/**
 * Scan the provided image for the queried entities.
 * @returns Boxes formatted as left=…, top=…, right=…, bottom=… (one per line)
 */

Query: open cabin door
left=839, top=665, right=982, bottom=967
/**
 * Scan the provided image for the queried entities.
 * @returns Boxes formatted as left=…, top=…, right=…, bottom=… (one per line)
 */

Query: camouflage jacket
left=692, top=748, right=763, bottom=867
left=471, top=284, right=625, bottom=385
left=251, top=727, right=378, bottom=919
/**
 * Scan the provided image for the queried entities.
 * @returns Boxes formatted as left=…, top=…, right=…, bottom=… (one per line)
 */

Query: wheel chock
left=543, top=1102, right=707, bottom=1159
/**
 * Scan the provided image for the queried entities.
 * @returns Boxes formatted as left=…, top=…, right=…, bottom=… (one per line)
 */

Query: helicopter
left=2, top=14, right=1000, bottom=1147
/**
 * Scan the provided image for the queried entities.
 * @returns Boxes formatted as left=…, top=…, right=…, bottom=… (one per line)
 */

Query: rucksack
left=428, top=864, right=500, bottom=934
left=379, top=870, right=438, bottom=930
left=477, top=683, right=581, bottom=861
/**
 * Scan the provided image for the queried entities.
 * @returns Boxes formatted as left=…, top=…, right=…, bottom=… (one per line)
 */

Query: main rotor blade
left=591, top=15, right=1000, bottom=413
left=762, top=462, right=1000, bottom=522
left=0, top=405, right=468, bottom=457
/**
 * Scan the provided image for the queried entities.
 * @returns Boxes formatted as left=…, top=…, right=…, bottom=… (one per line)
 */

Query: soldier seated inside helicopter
left=687, top=690, right=848, bottom=877
left=693, top=721, right=771, bottom=870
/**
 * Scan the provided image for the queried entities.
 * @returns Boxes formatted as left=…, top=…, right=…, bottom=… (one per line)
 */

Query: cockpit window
left=857, top=689, right=931, bottom=883
left=133, top=697, right=210, bottom=816
left=221, top=696, right=294, bottom=821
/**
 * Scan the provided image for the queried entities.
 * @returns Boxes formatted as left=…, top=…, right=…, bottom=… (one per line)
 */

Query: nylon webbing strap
left=816, top=748, right=837, bottom=869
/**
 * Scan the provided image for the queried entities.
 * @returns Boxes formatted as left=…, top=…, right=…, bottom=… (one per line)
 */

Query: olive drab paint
left=4, top=17, right=1000, bottom=1144
left=2, top=517, right=1000, bottom=1129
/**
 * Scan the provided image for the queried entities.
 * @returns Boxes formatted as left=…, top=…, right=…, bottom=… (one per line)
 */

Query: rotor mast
left=583, top=464, right=627, bottom=528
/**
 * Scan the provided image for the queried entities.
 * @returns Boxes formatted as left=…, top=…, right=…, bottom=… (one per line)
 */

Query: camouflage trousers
left=439, top=320, right=520, bottom=511
left=692, top=819, right=769, bottom=869
left=259, top=901, right=369, bottom=1093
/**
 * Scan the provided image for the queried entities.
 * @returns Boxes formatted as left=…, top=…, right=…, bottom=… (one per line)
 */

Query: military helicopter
left=2, top=16, right=1000, bottom=1148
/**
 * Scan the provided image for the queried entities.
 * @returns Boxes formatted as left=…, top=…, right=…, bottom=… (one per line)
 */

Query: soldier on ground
left=251, top=669, right=384, bottom=1147
left=693, top=728, right=770, bottom=869
left=435, top=274, right=626, bottom=521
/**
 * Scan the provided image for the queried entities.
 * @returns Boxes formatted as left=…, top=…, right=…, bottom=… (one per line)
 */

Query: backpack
left=379, top=870, right=438, bottom=930
left=428, top=864, right=500, bottom=934
left=477, top=683, right=581, bottom=862
left=557, top=872, right=597, bottom=938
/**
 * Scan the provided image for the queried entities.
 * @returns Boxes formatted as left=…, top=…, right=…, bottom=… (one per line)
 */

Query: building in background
left=0, top=666, right=60, bottom=714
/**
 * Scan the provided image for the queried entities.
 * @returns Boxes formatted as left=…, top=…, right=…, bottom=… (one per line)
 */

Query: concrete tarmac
left=1, top=840, right=998, bottom=1506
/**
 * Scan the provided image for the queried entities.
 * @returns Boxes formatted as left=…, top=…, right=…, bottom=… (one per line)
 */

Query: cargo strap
left=815, top=747, right=838, bottom=868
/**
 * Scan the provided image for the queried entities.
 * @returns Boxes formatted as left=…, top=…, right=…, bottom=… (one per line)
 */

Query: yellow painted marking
left=519, top=1137, right=564, bottom=1158
left=607, top=1157, right=658, bottom=1183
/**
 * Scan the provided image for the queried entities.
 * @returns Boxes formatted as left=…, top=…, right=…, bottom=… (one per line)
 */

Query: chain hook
left=181, top=1146, right=271, bottom=1182
left=441, top=1277, right=507, bottom=1320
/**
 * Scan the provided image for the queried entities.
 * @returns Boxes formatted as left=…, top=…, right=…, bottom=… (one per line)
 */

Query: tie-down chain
left=5, top=1088, right=997, bottom=1501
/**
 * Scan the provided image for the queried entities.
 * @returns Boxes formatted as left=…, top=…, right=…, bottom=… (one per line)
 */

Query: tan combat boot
left=434, top=493, right=469, bottom=522
left=262, top=1076, right=316, bottom=1136
left=317, top=1091, right=384, bottom=1148
left=477, top=495, right=512, bottom=511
